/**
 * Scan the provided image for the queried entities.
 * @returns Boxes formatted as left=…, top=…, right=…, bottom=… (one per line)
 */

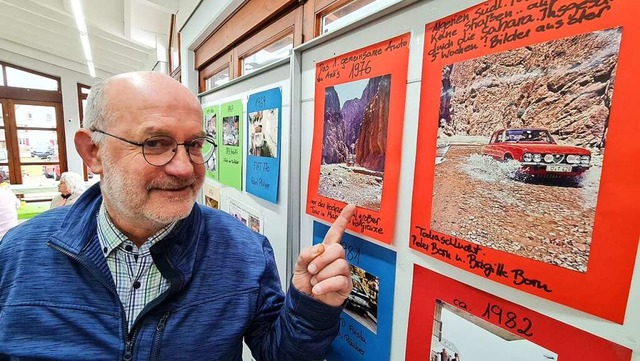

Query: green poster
left=203, top=104, right=220, bottom=181
left=218, top=99, right=243, bottom=190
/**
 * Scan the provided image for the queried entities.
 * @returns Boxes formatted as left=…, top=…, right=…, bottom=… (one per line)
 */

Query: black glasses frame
left=92, top=129, right=216, bottom=167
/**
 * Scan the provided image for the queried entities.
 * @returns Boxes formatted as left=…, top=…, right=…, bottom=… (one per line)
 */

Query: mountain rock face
left=440, top=28, right=622, bottom=149
left=322, top=86, right=348, bottom=164
left=355, top=74, right=391, bottom=171
left=342, top=99, right=365, bottom=146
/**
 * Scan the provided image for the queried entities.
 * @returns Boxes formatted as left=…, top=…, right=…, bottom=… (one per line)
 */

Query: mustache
left=146, top=176, right=199, bottom=190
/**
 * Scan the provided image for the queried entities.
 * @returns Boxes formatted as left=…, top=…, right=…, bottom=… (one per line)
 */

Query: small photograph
left=203, top=111, right=218, bottom=174
left=249, top=215, right=261, bottom=233
left=205, top=113, right=217, bottom=139
left=344, top=264, right=380, bottom=334
left=430, top=300, right=558, bottom=361
left=431, top=28, right=623, bottom=272
left=249, top=109, right=278, bottom=158
left=318, top=74, right=391, bottom=211
left=205, top=195, right=219, bottom=210
left=223, top=115, right=240, bottom=146
left=229, top=203, right=247, bottom=225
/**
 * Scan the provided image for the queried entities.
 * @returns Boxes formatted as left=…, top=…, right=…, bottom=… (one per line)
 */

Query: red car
left=482, top=128, right=591, bottom=179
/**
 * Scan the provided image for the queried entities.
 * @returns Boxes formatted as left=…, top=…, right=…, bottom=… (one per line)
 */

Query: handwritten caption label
left=481, top=301, right=534, bottom=336
left=411, top=226, right=552, bottom=292
left=337, top=317, right=367, bottom=356
left=316, top=36, right=408, bottom=83
left=309, top=201, right=385, bottom=235
left=427, top=0, right=614, bottom=62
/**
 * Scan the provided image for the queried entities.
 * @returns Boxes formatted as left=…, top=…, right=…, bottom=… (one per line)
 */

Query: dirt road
left=431, top=145, right=600, bottom=272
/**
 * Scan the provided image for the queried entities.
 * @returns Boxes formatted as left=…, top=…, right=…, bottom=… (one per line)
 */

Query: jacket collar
left=48, top=182, right=203, bottom=290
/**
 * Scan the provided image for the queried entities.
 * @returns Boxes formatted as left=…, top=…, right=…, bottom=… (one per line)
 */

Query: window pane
left=0, top=165, right=9, bottom=184
left=0, top=102, right=4, bottom=126
left=22, top=163, right=60, bottom=187
left=18, top=130, right=58, bottom=163
left=80, top=86, right=91, bottom=95
left=171, top=47, right=180, bottom=72
left=321, top=0, right=398, bottom=35
left=0, top=66, right=4, bottom=86
left=0, top=129, right=8, bottom=163
left=1, top=129, right=10, bottom=184
left=6, top=67, right=58, bottom=91
left=14, top=104, right=57, bottom=128
left=205, top=68, right=230, bottom=91
left=242, top=34, right=293, bottom=75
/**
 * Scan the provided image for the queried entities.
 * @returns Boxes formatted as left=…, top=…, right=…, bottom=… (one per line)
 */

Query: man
left=0, top=72, right=354, bottom=360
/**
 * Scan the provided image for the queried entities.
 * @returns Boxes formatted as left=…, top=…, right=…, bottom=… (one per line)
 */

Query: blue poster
left=313, top=221, right=396, bottom=361
left=246, top=87, right=282, bottom=203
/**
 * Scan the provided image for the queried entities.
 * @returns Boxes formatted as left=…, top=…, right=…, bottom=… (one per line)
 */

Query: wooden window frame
left=169, top=14, right=182, bottom=80
left=199, top=51, right=232, bottom=93
left=77, top=83, right=91, bottom=181
left=1, top=61, right=61, bottom=92
left=195, top=0, right=299, bottom=70
left=0, top=62, right=65, bottom=185
left=235, top=11, right=297, bottom=77
left=196, top=4, right=303, bottom=91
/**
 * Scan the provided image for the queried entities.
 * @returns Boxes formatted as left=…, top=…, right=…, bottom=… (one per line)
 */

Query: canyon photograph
left=318, top=74, right=391, bottom=211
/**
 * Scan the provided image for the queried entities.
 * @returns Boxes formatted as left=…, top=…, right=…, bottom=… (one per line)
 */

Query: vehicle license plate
left=546, top=165, right=572, bottom=172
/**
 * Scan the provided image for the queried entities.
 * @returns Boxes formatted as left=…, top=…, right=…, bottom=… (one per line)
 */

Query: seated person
left=0, top=173, right=19, bottom=240
left=50, top=171, right=86, bottom=209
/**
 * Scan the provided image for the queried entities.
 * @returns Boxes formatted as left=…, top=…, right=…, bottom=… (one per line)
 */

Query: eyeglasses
left=92, top=129, right=216, bottom=167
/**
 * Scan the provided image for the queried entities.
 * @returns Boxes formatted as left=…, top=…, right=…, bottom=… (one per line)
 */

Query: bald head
left=84, top=72, right=201, bottom=141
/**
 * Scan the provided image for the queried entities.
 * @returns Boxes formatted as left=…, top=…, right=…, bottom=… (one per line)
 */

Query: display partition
left=295, top=0, right=640, bottom=359
left=199, top=61, right=294, bottom=292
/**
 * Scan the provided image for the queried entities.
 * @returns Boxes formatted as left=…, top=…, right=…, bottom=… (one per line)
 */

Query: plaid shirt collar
left=97, top=203, right=178, bottom=257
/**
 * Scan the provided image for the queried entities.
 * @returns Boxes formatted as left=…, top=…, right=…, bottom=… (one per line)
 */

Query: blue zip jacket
left=0, top=184, right=342, bottom=360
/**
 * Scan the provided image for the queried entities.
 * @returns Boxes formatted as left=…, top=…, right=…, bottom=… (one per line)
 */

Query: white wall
left=0, top=48, right=97, bottom=176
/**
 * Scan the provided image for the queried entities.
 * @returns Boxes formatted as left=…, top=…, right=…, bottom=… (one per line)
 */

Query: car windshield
left=504, top=129, right=554, bottom=143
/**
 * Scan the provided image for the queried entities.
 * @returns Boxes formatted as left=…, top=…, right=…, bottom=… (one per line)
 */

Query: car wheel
left=503, top=154, right=513, bottom=161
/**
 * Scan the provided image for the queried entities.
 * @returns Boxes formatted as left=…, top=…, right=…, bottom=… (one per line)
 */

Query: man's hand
left=292, top=204, right=357, bottom=307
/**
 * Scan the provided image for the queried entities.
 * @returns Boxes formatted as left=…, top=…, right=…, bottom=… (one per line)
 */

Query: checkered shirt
left=97, top=204, right=176, bottom=332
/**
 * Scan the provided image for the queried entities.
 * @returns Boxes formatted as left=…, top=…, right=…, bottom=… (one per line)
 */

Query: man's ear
left=74, top=129, right=104, bottom=175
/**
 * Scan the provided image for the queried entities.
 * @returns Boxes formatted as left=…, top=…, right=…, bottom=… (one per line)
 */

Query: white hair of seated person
left=59, top=172, right=86, bottom=195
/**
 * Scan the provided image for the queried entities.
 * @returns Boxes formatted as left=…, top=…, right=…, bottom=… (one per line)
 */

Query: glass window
left=14, top=104, right=57, bottom=128
left=5, top=67, right=58, bottom=91
left=18, top=130, right=58, bottom=163
left=242, top=33, right=293, bottom=75
left=0, top=66, right=4, bottom=86
left=0, top=130, right=8, bottom=163
left=80, top=87, right=91, bottom=95
left=0, top=102, right=4, bottom=127
left=320, top=0, right=398, bottom=35
left=205, top=68, right=230, bottom=91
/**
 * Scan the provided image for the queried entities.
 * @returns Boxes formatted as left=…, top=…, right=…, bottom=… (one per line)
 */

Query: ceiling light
left=70, top=0, right=95, bottom=77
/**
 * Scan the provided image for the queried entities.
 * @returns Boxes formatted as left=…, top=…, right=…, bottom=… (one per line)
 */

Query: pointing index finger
left=323, top=204, right=356, bottom=245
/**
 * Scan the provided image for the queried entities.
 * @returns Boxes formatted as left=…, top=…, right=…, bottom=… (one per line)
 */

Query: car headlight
left=543, top=154, right=554, bottom=163
left=580, top=155, right=590, bottom=165
left=566, top=155, right=579, bottom=164
left=523, top=153, right=533, bottom=162
left=533, top=154, right=542, bottom=162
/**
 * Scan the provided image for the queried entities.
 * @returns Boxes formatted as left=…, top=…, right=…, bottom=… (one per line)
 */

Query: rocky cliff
left=440, top=28, right=622, bottom=149
left=322, top=86, right=348, bottom=164
left=355, top=75, right=391, bottom=171
left=342, top=98, right=365, bottom=147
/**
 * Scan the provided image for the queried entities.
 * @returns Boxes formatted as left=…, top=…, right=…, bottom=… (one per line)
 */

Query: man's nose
left=163, top=145, right=194, bottom=177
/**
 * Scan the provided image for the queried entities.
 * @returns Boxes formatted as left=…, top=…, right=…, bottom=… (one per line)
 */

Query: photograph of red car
left=482, top=128, right=591, bottom=182
left=430, top=28, right=622, bottom=272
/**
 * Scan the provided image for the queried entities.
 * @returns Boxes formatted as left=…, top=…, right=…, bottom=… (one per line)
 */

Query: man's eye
left=145, top=140, right=160, bottom=148
left=190, top=139, right=205, bottom=149
left=144, top=137, right=173, bottom=148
